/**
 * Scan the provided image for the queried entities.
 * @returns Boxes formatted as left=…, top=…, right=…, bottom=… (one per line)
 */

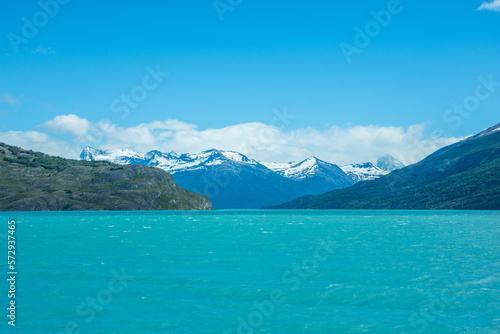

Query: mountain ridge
left=0, top=143, right=214, bottom=211
left=265, top=123, right=500, bottom=210
left=81, top=147, right=403, bottom=182
left=81, top=147, right=404, bottom=208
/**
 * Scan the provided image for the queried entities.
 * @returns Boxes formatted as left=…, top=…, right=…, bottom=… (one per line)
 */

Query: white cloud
left=142, top=119, right=197, bottom=131
left=43, top=114, right=92, bottom=137
left=0, top=131, right=77, bottom=158
left=1, top=115, right=465, bottom=165
left=0, top=93, right=20, bottom=105
left=477, top=0, right=500, bottom=12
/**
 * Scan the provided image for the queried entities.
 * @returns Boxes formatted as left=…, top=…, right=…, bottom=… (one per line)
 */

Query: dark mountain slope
left=265, top=124, right=500, bottom=210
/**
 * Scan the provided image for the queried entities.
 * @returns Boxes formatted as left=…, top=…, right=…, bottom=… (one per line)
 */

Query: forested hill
left=265, top=124, right=500, bottom=210
left=0, top=143, right=214, bottom=211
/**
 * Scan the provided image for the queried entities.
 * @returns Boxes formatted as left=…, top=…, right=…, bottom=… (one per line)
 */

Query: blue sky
left=0, top=0, right=499, bottom=164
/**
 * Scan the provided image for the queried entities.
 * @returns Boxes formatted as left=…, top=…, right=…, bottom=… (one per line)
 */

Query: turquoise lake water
left=1, top=210, right=499, bottom=333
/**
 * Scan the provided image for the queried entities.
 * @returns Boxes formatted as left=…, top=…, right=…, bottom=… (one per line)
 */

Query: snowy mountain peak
left=197, top=149, right=258, bottom=165
left=283, top=158, right=319, bottom=179
left=81, top=147, right=260, bottom=173
left=119, top=148, right=141, bottom=157
left=80, top=146, right=104, bottom=160
left=376, top=155, right=405, bottom=172
left=80, top=147, right=401, bottom=183
left=146, top=149, right=177, bottom=158
left=292, top=157, right=318, bottom=168
left=339, top=155, right=405, bottom=182
left=340, top=162, right=387, bottom=182
left=261, top=156, right=343, bottom=181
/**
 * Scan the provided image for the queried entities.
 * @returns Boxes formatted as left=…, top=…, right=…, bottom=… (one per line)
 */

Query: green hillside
left=0, top=143, right=214, bottom=211
left=265, top=124, right=500, bottom=210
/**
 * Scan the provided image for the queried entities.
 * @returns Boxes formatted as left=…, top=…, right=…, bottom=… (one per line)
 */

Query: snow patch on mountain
left=81, top=147, right=260, bottom=173
left=261, top=157, right=344, bottom=181
left=376, top=154, right=405, bottom=172
left=282, top=157, right=320, bottom=180
left=340, top=162, right=388, bottom=182
left=261, top=161, right=294, bottom=172
left=478, top=123, right=500, bottom=137
left=81, top=147, right=405, bottom=183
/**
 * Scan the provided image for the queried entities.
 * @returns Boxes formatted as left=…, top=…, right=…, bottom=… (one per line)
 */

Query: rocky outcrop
left=0, top=143, right=214, bottom=211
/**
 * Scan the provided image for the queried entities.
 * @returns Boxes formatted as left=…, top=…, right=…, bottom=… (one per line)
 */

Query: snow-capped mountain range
left=81, top=147, right=402, bottom=181
left=81, top=147, right=405, bottom=208
left=81, top=147, right=262, bottom=173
